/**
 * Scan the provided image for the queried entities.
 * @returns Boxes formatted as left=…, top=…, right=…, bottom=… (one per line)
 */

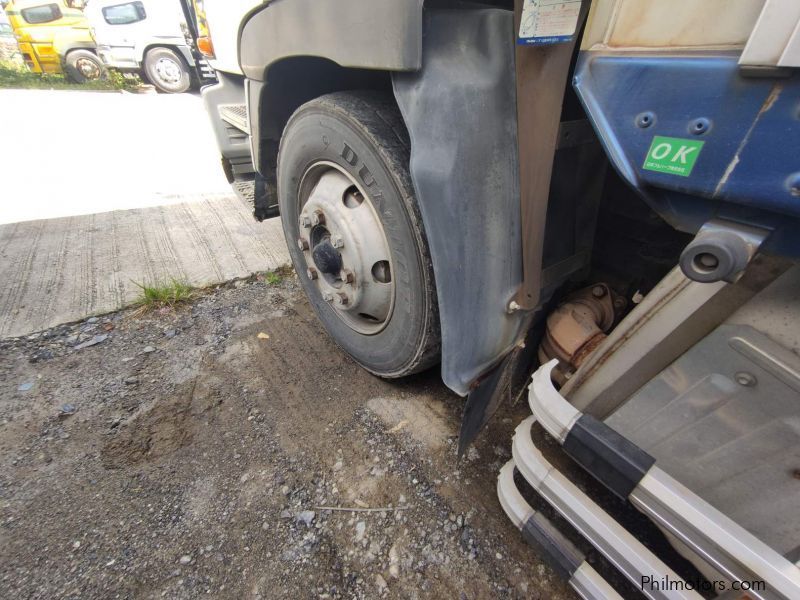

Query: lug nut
left=592, top=285, right=606, bottom=298
left=335, top=292, right=349, bottom=306
left=307, top=267, right=318, bottom=280
left=341, top=269, right=355, bottom=284
left=311, top=209, right=325, bottom=226
left=299, top=215, right=311, bottom=228
left=331, top=235, right=344, bottom=249
left=297, top=238, right=310, bottom=251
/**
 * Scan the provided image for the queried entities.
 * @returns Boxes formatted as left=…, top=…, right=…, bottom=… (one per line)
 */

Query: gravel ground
left=0, top=273, right=577, bottom=599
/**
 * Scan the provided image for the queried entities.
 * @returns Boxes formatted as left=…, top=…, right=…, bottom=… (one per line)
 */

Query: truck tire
left=278, top=91, right=440, bottom=378
left=64, top=50, right=107, bottom=84
left=143, top=48, right=190, bottom=94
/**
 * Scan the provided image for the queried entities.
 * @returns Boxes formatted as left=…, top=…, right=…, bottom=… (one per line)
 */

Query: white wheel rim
left=296, top=162, right=395, bottom=335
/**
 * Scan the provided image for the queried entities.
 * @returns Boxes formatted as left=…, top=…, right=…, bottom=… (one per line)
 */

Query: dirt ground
left=0, top=273, right=577, bottom=600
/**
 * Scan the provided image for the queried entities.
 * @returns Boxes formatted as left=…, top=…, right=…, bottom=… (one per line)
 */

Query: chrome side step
left=498, top=461, right=623, bottom=600
left=519, top=359, right=800, bottom=600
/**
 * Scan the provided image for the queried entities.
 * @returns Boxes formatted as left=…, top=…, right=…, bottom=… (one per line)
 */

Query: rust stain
left=565, top=277, right=691, bottom=391
left=714, top=82, right=784, bottom=198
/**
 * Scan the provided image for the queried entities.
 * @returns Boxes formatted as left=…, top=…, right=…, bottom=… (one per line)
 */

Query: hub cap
left=154, top=57, right=182, bottom=84
left=297, top=162, right=394, bottom=335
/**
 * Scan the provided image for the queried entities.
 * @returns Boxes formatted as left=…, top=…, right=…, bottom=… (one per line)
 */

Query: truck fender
left=393, top=9, right=528, bottom=396
left=52, top=31, right=96, bottom=60
left=238, top=0, right=423, bottom=81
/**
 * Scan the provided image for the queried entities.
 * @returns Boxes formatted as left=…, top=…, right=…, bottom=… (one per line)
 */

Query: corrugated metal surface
left=607, top=267, right=800, bottom=556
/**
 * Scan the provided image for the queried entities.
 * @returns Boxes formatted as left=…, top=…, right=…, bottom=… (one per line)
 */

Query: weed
left=132, top=280, right=194, bottom=313
left=265, top=271, right=282, bottom=285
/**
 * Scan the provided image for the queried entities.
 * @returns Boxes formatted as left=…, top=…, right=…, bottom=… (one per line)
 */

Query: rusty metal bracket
left=512, top=0, right=590, bottom=311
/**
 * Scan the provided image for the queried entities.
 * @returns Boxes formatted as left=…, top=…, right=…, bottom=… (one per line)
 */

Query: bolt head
left=341, top=269, right=355, bottom=284
left=297, top=238, right=309, bottom=251
left=311, top=209, right=325, bottom=226
left=592, top=285, right=606, bottom=298
left=331, top=235, right=344, bottom=249
left=735, top=371, right=757, bottom=387
left=335, top=292, right=349, bottom=306
left=306, top=267, right=318, bottom=280
left=299, top=215, right=311, bottom=228
left=508, top=300, right=521, bottom=313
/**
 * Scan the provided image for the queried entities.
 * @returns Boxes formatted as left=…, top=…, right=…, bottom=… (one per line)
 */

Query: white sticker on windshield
left=518, top=0, right=582, bottom=45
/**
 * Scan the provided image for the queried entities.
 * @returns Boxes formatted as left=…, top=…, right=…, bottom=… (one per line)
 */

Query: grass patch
left=259, top=265, right=293, bottom=285
left=132, top=279, right=194, bottom=313
left=265, top=271, right=283, bottom=285
left=0, top=59, right=142, bottom=91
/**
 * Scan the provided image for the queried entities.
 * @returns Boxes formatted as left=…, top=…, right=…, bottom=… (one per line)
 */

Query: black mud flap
left=457, top=321, right=543, bottom=456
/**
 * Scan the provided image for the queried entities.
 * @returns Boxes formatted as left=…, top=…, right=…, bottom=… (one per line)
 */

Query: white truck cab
left=84, top=0, right=214, bottom=93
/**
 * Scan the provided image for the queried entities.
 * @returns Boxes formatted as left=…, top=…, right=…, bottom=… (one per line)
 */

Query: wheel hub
left=311, top=239, right=343, bottom=277
left=76, top=58, right=100, bottom=79
left=297, top=163, right=394, bottom=335
left=155, top=57, right=181, bottom=84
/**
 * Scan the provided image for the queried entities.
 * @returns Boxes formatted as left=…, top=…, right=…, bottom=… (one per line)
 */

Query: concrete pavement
left=0, top=89, right=290, bottom=337
left=0, top=195, right=288, bottom=337
left=0, top=89, right=233, bottom=224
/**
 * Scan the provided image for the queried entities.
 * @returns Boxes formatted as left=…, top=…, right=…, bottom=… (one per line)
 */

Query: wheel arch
left=58, top=42, right=97, bottom=62
left=249, top=56, right=394, bottom=176
left=141, top=43, right=194, bottom=68
left=239, top=0, right=422, bottom=177
left=238, top=0, right=423, bottom=83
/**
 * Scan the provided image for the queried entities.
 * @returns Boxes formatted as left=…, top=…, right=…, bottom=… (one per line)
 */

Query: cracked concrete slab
left=0, top=195, right=290, bottom=338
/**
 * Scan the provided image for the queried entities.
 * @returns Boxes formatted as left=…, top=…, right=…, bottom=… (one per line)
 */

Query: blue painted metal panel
left=574, top=52, right=800, bottom=256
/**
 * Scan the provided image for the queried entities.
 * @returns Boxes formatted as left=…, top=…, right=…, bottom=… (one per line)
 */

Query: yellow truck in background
left=3, top=0, right=106, bottom=82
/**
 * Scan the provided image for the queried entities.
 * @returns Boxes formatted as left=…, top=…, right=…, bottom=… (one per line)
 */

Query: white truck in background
left=84, top=0, right=215, bottom=93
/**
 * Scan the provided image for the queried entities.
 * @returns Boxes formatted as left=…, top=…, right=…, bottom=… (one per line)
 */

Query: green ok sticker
left=643, top=136, right=704, bottom=177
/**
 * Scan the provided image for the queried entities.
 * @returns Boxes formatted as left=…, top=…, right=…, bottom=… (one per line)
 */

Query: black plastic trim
left=521, top=512, right=584, bottom=580
left=563, top=414, right=655, bottom=500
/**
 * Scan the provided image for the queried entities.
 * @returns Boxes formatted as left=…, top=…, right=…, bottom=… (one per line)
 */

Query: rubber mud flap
left=393, top=9, right=526, bottom=395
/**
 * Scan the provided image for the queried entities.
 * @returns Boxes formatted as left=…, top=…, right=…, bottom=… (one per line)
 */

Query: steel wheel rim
left=154, top=57, right=181, bottom=85
left=76, top=57, right=100, bottom=79
left=297, top=161, right=395, bottom=335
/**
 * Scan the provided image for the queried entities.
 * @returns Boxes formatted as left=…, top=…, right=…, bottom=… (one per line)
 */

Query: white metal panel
left=778, top=19, right=800, bottom=67
left=584, top=0, right=766, bottom=51
left=204, top=0, right=262, bottom=75
left=740, top=0, right=800, bottom=66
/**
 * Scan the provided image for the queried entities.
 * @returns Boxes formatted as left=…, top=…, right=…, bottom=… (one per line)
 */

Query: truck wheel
left=278, top=91, right=440, bottom=378
left=143, top=48, right=190, bottom=94
left=64, top=50, right=107, bottom=83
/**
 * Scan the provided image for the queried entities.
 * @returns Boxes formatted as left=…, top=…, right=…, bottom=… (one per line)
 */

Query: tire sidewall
left=144, top=48, right=190, bottom=94
left=278, top=103, right=431, bottom=376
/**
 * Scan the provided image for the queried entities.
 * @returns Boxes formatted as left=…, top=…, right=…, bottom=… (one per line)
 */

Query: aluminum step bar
left=503, top=419, right=702, bottom=600
left=522, top=359, right=800, bottom=600
left=498, top=461, right=623, bottom=600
